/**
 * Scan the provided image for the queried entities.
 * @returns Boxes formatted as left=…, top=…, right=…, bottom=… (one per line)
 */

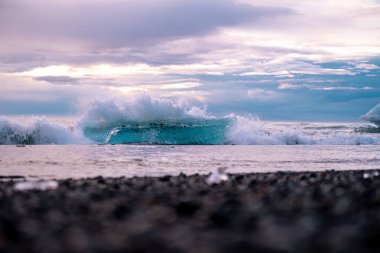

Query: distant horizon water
left=1, top=96, right=379, bottom=145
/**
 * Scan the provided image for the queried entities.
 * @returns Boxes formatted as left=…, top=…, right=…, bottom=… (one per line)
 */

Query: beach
left=1, top=170, right=380, bottom=253
left=1, top=0, right=380, bottom=252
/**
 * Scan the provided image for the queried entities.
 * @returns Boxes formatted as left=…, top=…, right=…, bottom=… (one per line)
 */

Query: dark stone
left=112, top=203, right=132, bottom=220
left=159, top=176, right=171, bottom=182
left=175, top=201, right=200, bottom=217
left=0, top=170, right=380, bottom=253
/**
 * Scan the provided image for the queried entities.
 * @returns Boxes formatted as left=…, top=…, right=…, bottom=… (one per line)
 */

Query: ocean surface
left=0, top=118, right=380, bottom=180
left=1, top=98, right=379, bottom=180
left=0, top=145, right=379, bottom=180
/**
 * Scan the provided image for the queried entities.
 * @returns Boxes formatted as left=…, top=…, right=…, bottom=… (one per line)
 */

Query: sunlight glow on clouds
left=111, top=82, right=203, bottom=94
left=0, top=0, right=379, bottom=120
left=20, top=64, right=163, bottom=78
left=278, top=83, right=374, bottom=91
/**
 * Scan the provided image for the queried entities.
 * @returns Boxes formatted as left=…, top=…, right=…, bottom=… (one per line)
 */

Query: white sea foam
left=314, top=134, right=380, bottom=145
left=0, top=116, right=88, bottom=145
left=225, top=116, right=314, bottom=145
left=225, top=116, right=380, bottom=145
left=78, top=94, right=209, bottom=129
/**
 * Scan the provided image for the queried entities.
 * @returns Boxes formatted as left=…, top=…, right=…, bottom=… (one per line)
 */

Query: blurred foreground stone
left=1, top=170, right=380, bottom=253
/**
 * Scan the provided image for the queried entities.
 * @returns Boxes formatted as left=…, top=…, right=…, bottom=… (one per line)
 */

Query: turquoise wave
left=83, top=118, right=232, bottom=144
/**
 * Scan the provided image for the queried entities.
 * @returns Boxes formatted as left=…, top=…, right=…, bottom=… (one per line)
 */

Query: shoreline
left=1, top=170, right=380, bottom=252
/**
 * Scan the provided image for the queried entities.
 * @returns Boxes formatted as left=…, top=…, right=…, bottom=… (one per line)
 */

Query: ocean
left=1, top=97, right=379, bottom=180
left=0, top=144, right=379, bottom=180
left=1, top=116, right=380, bottom=180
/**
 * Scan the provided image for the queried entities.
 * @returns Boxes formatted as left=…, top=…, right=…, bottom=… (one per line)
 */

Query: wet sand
left=1, top=170, right=380, bottom=253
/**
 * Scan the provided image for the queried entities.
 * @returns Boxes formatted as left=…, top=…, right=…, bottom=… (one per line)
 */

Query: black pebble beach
left=1, top=170, right=380, bottom=253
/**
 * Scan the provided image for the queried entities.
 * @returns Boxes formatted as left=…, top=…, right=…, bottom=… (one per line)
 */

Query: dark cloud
left=0, top=53, right=49, bottom=72
left=33, top=76, right=80, bottom=85
left=0, top=0, right=293, bottom=72
left=1, top=53, right=46, bottom=65
left=0, top=0, right=292, bottom=48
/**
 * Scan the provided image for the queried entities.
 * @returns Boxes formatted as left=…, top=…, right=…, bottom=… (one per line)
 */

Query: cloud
left=0, top=0, right=295, bottom=73
left=0, top=0, right=291, bottom=48
left=247, top=89, right=278, bottom=100
left=316, top=86, right=373, bottom=91
left=34, top=76, right=80, bottom=84
left=1, top=0, right=379, bottom=76
left=0, top=0, right=380, bottom=121
left=355, top=63, right=379, bottom=70
left=278, top=83, right=373, bottom=91
left=112, top=82, right=202, bottom=95
left=278, top=83, right=303, bottom=90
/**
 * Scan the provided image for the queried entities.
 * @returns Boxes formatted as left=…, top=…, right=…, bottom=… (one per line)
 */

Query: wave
left=225, top=116, right=313, bottom=145
left=1, top=96, right=380, bottom=145
left=303, top=126, right=350, bottom=130
left=78, top=95, right=208, bottom=129
left=79, top=95, right=222, bottom=144
left=354, top=126, right=380, bottom=134
left=0, top=117, right=88, bottom=145
left=86, top=119, right=231, bottom=145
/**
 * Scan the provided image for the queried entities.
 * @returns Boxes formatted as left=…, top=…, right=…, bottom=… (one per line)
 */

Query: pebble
left=0, top=170, right=379, bottom=253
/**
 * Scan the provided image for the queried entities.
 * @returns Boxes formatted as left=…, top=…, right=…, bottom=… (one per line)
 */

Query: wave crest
left=0, top=117, right=87, bottom=145
left=225, top=116, right=313, bottom=145
left=78, top=95, right=209, bottom=129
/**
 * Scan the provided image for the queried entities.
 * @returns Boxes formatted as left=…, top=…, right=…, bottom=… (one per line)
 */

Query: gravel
left=1, top=170, right=380, bottom=253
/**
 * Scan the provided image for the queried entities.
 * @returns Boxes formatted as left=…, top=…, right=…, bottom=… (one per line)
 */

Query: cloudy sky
left=1, top=0, right=380, bottom=121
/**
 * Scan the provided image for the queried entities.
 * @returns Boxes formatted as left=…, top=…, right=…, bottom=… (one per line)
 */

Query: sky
left=0, top=0, right=380, bottom=121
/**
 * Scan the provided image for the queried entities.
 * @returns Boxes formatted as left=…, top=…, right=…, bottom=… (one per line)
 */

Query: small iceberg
left=361, top=103, right=380, bottom=126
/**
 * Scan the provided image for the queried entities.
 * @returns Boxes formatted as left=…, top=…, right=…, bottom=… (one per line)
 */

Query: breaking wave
left=78, top=95, right=208, bottom=129
left=1, top=95, right=380, bottom=145
left=225, top=116, right=313, bottom=145
left=0, top=117, right=87, bottom=145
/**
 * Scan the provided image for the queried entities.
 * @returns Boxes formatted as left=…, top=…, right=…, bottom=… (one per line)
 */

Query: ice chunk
left=361, top=103, right=380, bottom=126
left=207, top=167, right=228, bottom=184
left=14, top=180, right=58, bottom=191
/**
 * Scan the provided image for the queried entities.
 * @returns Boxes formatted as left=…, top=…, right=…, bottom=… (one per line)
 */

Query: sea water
left=0, top=97, right=379, bottom=180
left=0, top=145, right=379, bottom=180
